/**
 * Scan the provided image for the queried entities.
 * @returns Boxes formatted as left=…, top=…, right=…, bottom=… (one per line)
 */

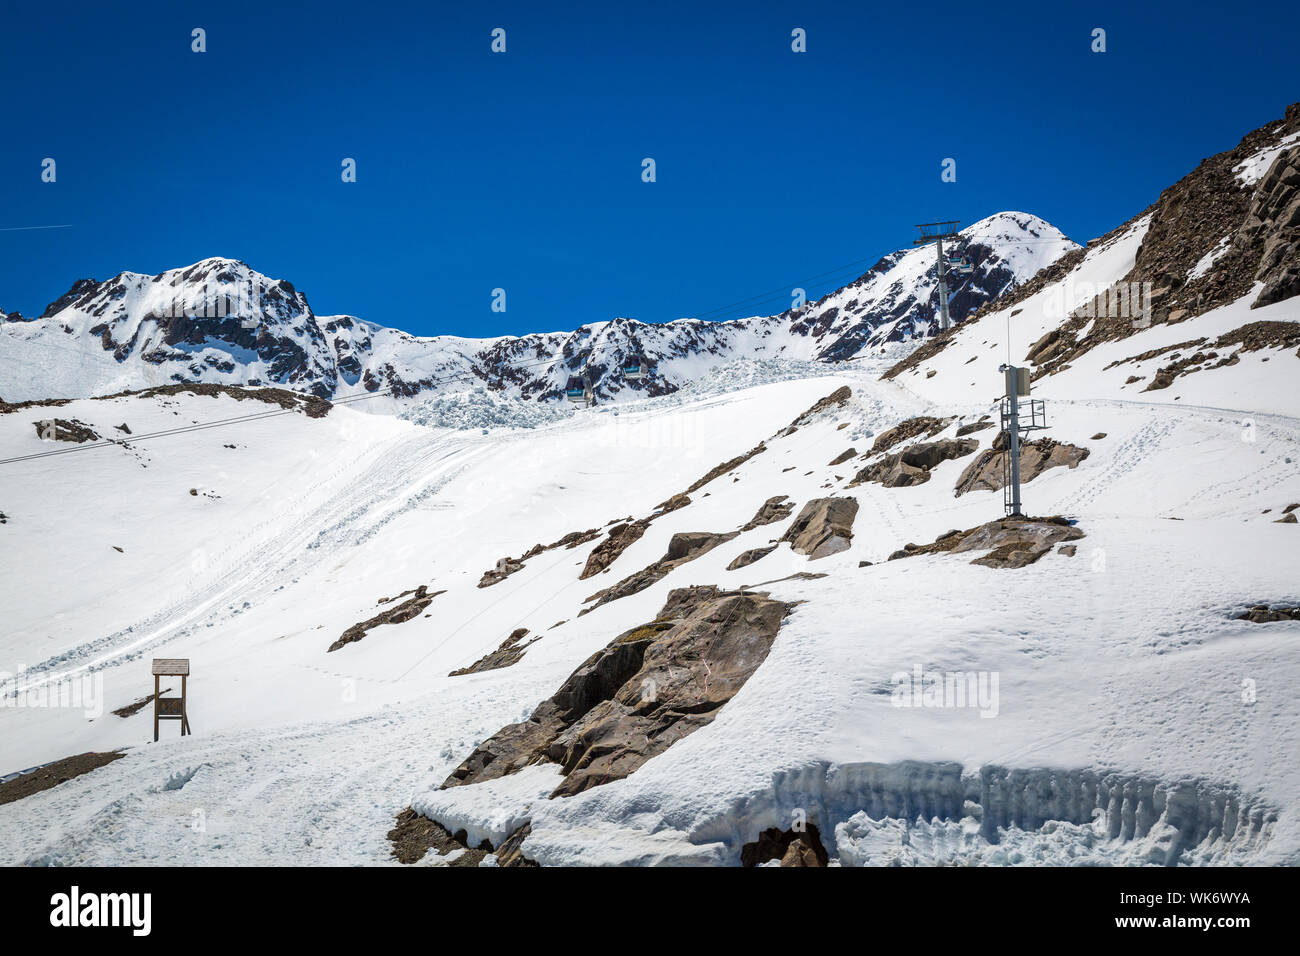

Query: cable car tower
left=913, top=221, right=968, bottom=331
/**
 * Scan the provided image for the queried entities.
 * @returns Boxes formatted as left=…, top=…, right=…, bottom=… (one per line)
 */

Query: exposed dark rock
left=112, top=688, right=170, bottom=718
left=386, top=808, right=500, bottom=866
left=683, top=442, right=767, bottom=495
left=956, top=420, right=995, bottom=437
left=0, top=752, right=124, bottom=807
left=741, top=824, right=829, bottom=867
left=741, top=495, right=796, bottom=530
left=870, top=415, right=954, bottom=454
left=479, top=526, right=604, bottom=588
left=32, top=418, right=99, bottom=443
left=1238, top=604, right=1300, bottom=623
left=449, top=628, right=538, bottom=676
left=580, top=519, right=650, bottom=580
left=494, top=823, right=541, bottom=867
left=654, top=492, right=693, bottom=515
left=1019, top=104, right=1300, bottom=384
left=1240, top=141, right=1300, bottom=308
left=477, top=556, right=524, bottom=588
left=443, top=586, right=792, bottom=799
left=954, top=434, right=1090, bottom=496
left=582, top=530, right=740, bottom=612
left=1276, top=513, right=1298, bottom=524
left=1143, top=321, right=1300, bottom=391
left=828, top=447, right=857, bottom=466
left=788, top=386, right=851, bottom=428
left=727, top=545, right=776, bottom=570
left=853, top=438, right=979, bottom=488
left=780, top=496, right=859, bottom=558
left=889, top=515, right=1084, bottom=569
left=328, top=585, right=445, bottom=652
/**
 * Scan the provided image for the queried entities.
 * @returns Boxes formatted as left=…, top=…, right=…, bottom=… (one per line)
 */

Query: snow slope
left=1, top=339, right=1297, bottom=864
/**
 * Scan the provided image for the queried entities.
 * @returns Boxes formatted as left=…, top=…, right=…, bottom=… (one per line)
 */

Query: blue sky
left=1, top=0, right=1296, bottom=338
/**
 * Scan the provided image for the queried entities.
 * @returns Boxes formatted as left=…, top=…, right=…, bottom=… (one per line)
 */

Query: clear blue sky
left=1, top=0, right=1295, bottom=338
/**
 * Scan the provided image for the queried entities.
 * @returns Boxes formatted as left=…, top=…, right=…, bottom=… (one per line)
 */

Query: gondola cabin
left=565, top=375, right=593, bottom=405
left=622, top=361, right=648, bottom=381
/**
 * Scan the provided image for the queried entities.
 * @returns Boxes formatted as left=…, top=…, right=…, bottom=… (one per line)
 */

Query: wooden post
left=153, top=673, right=160, bottom=742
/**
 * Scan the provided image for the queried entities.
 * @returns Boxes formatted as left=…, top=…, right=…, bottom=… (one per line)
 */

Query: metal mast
left=913, top=221, right=962, bottom=331
left=998, top=363, right=1046, bottom=517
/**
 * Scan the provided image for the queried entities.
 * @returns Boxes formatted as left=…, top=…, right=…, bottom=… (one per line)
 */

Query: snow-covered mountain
left=0, top=212, right=1075, bottom=406
left=2, top=106, right=1297, bottom=869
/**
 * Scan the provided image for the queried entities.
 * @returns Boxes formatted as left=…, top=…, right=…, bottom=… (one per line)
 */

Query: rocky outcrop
left=852, top=438, right=979, bottom=488
left=449, top=628, right=538, bottom=676
left=32, top=418, right=99, bottom=443
left=581, top=530, right=740, bottom=612
left=386, top=810, right=537, bottom=867
left=1238, top=604, right=1300, bottom=623
left=780, top=496, right=859, bottom=558
left=479, top=526, right=603, bottom=588
left=1019, top=104, right=1300, bottom=383
left=1142, top=321, right=1300, bottom=391
left=727, top=545, right=776, bottom=570
left=954, top=433, right=1089, bottom=496
left=328, top=585, right=445, bottom=652
left=741, top=824, right=829, bottom=867
left=889, top=515, right=1084, bottom=569
left=741, top=495, right=796, bottom=530
left=828, top=447, right=857, bottom=466
left=1238, top=140, right=1300, bottom=308
left=442, top=586, right=792, bottom=799
left=955, top=419, right=995, bottom=437
left=579, top=519, right=649, bottom=579
left=787, top=385, right=851, bottom=428
left=683, top=442, right=767, bottom=495
left=477, top=557, right=524, bottom=588
left=870, top=415, right=954, bottom=454
left=0, top=752, right=125, bottom=807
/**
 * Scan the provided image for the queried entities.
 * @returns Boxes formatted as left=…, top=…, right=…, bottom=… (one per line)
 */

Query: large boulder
left=780, top=496, right=859, bottom=558
left=852, top=438, right=979, bottom=488
left=870, top=415, right=954, bottom=454
left=889, top=515, right=1084, bottom=569
left=954, top=434, right=1090, bottom=496
left=442, top=586, right=792, bottom=798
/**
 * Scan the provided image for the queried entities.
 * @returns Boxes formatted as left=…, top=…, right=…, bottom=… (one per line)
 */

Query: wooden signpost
left=152, top=659, right=192, bottom=742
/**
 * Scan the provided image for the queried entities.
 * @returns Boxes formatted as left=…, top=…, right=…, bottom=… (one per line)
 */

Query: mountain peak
left=2, top=215, right=1078, bottom=404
